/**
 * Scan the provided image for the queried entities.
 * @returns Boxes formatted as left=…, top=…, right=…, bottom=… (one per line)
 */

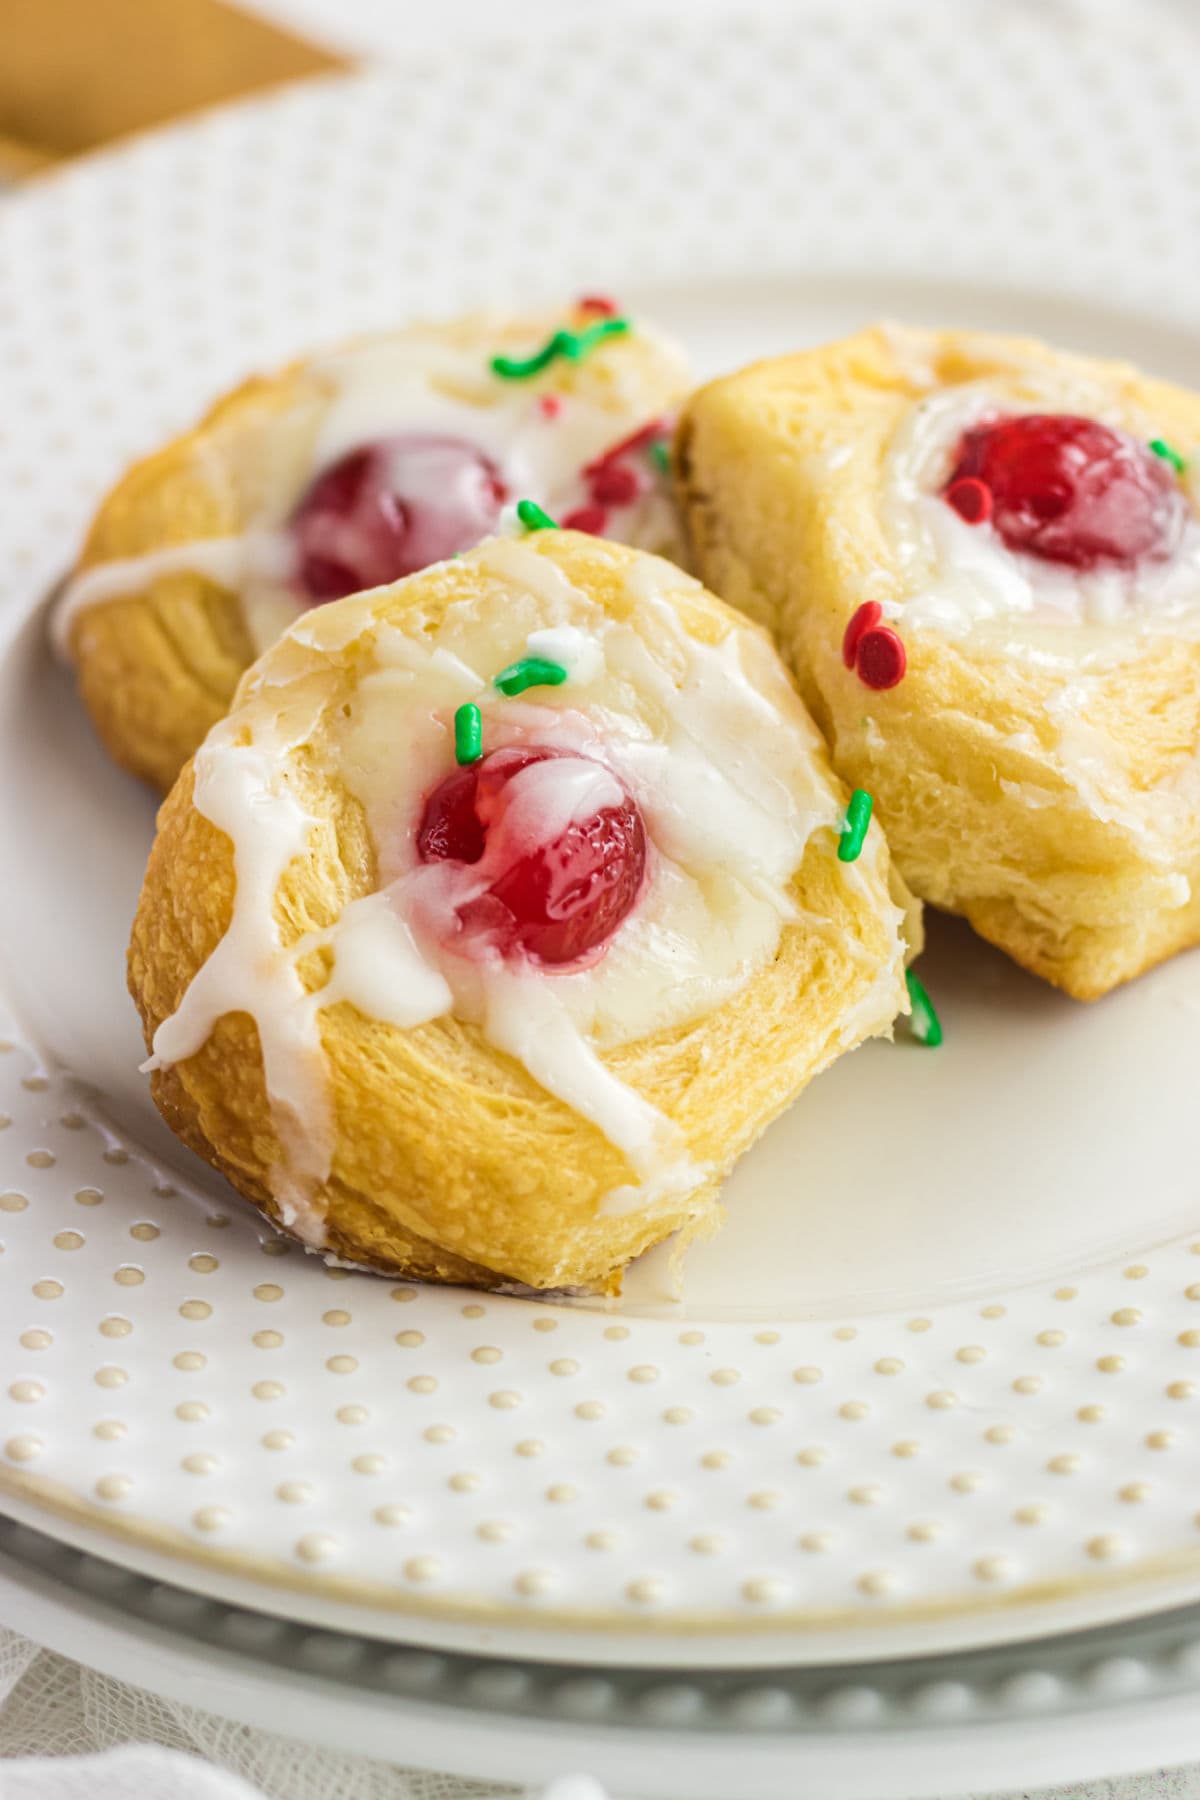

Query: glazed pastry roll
left=677, top=325, right=1200, bottom=999
left=57, top=299, right=688, bottom=791
left=128, top=528, right=915, bottom=1293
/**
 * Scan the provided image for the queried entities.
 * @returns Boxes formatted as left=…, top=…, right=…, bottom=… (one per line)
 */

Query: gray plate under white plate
left=4, top=1512, right=1200, bottom=1799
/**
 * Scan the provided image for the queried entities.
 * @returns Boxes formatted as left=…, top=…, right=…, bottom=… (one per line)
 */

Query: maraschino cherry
left=417, top=746, right=646, bottom=967
left=942, top=414, right=1182, bottom=570
left=291, top=435, right=508, bottom=602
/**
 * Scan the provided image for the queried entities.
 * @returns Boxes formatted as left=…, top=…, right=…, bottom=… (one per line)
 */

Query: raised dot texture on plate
left=2, top=3, right=1200, bottom=1669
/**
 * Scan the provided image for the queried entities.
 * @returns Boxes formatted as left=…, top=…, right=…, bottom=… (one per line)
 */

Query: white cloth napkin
left=0, top=1745, right=270, bottom=1800
left=0, top=1626, right=619, bottom=1800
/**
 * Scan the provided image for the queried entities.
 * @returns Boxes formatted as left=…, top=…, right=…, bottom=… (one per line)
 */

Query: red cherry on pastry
left=417, top=746, right=646, bottom=966
left=943, top=414, right=1182, bottom=569
left=291, top=435, right=508, bottom=602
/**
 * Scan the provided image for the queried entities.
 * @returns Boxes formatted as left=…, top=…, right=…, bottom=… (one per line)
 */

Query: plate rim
left=7, top=1471, right=1200, bottom=1669
left=4, top=1513, right=1200, bottom=1800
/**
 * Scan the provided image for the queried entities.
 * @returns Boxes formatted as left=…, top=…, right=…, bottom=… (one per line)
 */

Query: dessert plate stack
left=3, top=4, right=1200, bottom=1791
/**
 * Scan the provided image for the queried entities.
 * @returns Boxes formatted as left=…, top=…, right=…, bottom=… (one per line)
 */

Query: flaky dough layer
left=129, top=532, right=913, bottom=1291
left=66, top=307, right=689, bottom=791
left=676, top=325, right=1200, bottom=999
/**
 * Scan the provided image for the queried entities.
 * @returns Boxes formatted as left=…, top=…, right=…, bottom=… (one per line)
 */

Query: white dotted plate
left=4, top=0, right=1200, bottom=1667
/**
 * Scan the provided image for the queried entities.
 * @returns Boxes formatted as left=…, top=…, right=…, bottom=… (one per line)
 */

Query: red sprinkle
left=577, top=294, right=619, bottom=318
left=584, top=418, right=670, bottom=477
left=538, top=394, right=564, bottom=420
left=842, top=601, right=883, bottom=670
left=856, top=626, right=907, bottom=691
left=590, top=462, right=641, bottom=508
left=561, top=503, right=608, bottom=535
left=945, top=476, right=993, bottom=525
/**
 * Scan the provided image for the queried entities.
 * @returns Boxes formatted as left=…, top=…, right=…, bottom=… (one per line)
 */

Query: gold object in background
left=0, top=0, right=345, bottom=176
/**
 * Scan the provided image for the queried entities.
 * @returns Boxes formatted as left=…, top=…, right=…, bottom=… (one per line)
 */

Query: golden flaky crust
left=676, top=325, right=1200, bottom=1000
left=67, top=377, right=273, bottom=792
left=66, top=307, right=690, bottom=792
left=128, top=533, right=911, bottom=1292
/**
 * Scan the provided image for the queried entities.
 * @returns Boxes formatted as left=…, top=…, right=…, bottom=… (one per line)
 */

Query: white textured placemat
left=0, top=1626, right=520, bottom=1798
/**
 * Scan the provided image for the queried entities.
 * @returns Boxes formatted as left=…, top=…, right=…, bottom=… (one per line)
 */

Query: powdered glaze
left=143, top=706, right=332, bottom=1247
left=51, top=532, right=297, bottom=657
left=524, top=623, right=605, bottom=684
left=297, top=892, right=454, bottom=1030
left=54, top=314, right=686, bottom=656
left=149, top=537, right=896, bottom=1239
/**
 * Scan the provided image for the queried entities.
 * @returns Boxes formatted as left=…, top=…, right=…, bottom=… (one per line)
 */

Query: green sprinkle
left=837, top=788, right=873, bottom=863
left=494, top=656, right=569, bottom=697
left=1149, top=437, right=1187, bottom=475
left=491, top=336, right=561, bottom=381
left=454, top=702, right=482, bottom=766
left=649, top=439, right=671, bottom=476
left=491, top=317, right=631, bottom=380
left=905, top=968, right=943, bottom=1048
left=562, top=317, right=630, bottom=361
left=516, top=498, right=558, bottom=532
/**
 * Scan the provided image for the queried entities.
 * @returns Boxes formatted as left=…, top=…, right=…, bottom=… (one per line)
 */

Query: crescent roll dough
left=58, top=302, right=689, bottom=792
left=676, top=324, right=1200, bottom=999
left=128, top=529, right=915, bottom=1293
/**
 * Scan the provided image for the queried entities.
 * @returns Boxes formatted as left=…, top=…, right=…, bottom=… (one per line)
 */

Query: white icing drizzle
left=54, top=317, right=687, bottom=659
left=525, top=624, right=605, bottom=685
left=487, top=753, right=623, bottom=841
left=52, top=532, right=296, bottom=657
left=144, top=713, right=332, bottom=1246
left=297, top=892, right=454, bottom=1030
left=480, top=533, right=585, bottom=611
left=149, top=538, right=890, bottom=1242
left=482, top=971, right=695, bottom=1199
